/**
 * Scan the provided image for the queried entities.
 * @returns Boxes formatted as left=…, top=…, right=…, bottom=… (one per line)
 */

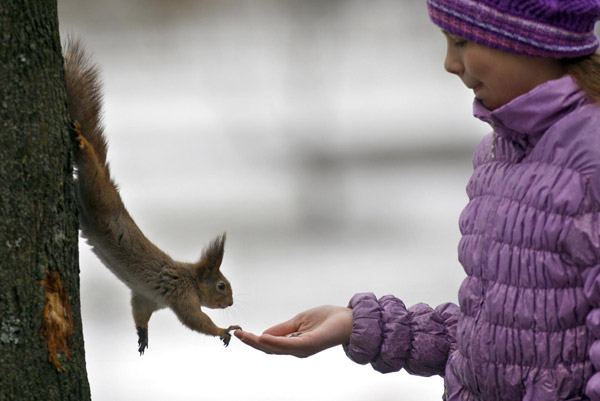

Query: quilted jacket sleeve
left=564, top=169, right=600, bottom=401
left=342, top=292, right=459, bottom=376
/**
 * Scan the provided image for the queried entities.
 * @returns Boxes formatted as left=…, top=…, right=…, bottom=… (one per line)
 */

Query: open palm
left=234, top=305, right=353, bottom=358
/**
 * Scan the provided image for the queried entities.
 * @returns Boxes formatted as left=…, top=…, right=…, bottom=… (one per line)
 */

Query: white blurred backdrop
left=58, top=1, right=489, bottom=400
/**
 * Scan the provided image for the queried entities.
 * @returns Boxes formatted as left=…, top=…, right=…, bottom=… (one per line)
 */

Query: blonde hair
left=562, top=52, right=600, bottom=103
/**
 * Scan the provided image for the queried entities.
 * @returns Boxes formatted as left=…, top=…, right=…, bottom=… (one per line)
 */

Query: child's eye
left=442, top=31, right=468, bottom=48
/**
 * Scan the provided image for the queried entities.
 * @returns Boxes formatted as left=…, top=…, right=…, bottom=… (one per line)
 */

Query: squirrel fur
left=63, top=38, right=240, bottom=354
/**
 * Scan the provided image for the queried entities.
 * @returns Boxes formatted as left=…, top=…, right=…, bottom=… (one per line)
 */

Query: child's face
left=442, top=31, right=566, bottom=110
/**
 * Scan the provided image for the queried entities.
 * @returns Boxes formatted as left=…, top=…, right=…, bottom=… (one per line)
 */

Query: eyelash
left=454, top=40, right=467, bottom=47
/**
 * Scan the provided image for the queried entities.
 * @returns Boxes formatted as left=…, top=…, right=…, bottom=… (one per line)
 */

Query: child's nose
left=444, top=49, right=463, bottom=76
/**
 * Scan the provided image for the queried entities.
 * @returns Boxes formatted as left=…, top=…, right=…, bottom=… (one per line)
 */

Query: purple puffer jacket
left=344, top=75, right=600, bottom=400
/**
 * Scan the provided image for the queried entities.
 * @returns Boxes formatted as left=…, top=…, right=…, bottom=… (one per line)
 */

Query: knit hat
left=427, top=0, right=600, bottom=58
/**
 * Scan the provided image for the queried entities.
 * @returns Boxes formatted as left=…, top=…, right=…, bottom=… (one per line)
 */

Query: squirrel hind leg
left=70, top=121, right=88, bottom=150
left=131, top=292, right=159, bottom=355
left=70, top=121, right=96, bottom=170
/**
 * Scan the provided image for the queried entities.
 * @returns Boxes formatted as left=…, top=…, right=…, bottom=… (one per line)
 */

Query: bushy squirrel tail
left=63, top=37, right=109, bottom=166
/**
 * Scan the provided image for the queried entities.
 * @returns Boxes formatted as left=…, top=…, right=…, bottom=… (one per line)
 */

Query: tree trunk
left=0, top=1, right=91, bottom=400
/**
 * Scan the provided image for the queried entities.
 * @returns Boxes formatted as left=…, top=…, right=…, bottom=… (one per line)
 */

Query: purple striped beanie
left=427, top=0, right=600, bottom=58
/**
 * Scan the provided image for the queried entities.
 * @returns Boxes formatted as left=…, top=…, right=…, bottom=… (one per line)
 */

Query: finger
left=259, top=334, right=320, bottom=358
left=235, top=330, right=282, bottom=354
left=235, top=331, right=273, bottom=353
left=237, top=330, right=309, bottom=356
left=233, top=329, right=247, bottom=340
left=262, top=317, right=300, bottom=337
left=261, top=333, right=310, bottom=349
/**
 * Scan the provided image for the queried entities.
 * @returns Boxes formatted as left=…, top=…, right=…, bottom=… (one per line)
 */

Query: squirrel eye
left=217, top=282, right=226, bottom=291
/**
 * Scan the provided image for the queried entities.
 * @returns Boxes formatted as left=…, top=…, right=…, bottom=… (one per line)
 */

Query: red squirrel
left=63, top=38, right=240, bottom=354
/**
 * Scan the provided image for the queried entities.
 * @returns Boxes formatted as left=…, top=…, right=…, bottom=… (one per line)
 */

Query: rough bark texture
left=0, top=0, right=91, bottom=400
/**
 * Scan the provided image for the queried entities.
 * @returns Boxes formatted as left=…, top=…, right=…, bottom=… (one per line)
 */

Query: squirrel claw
left=220, top=332, right=232, bottom=347
left=219, top=325, right=242, bottom=347
left=137, top=326, right=148, bottom=355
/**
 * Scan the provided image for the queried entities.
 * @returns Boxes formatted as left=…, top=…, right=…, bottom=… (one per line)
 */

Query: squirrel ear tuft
left=197, top=233, right=226, bottom=277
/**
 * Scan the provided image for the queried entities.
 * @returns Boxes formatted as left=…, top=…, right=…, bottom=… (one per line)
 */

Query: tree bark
left=0, top=1, right=91, bottom=400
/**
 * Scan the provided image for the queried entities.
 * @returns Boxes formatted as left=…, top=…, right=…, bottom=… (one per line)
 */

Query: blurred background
left=58, top=0, right=488, bottom=400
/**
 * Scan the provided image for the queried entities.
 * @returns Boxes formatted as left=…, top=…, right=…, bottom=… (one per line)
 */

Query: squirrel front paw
left=219, top=325, right=242, bottom=347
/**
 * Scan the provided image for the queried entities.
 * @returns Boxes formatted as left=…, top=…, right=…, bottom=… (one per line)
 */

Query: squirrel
left=63, top=38, right=241, bottom=355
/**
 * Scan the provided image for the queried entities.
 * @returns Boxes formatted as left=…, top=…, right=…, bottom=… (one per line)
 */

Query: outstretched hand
left=234, top=305, right=353, bottom=358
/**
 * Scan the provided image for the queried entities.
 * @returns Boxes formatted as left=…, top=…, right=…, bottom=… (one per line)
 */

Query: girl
left=235, top=0, right=600, bottom=399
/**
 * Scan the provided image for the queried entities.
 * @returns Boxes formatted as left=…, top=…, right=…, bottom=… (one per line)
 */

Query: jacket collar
left=473, top=75, right=587, bottom=150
